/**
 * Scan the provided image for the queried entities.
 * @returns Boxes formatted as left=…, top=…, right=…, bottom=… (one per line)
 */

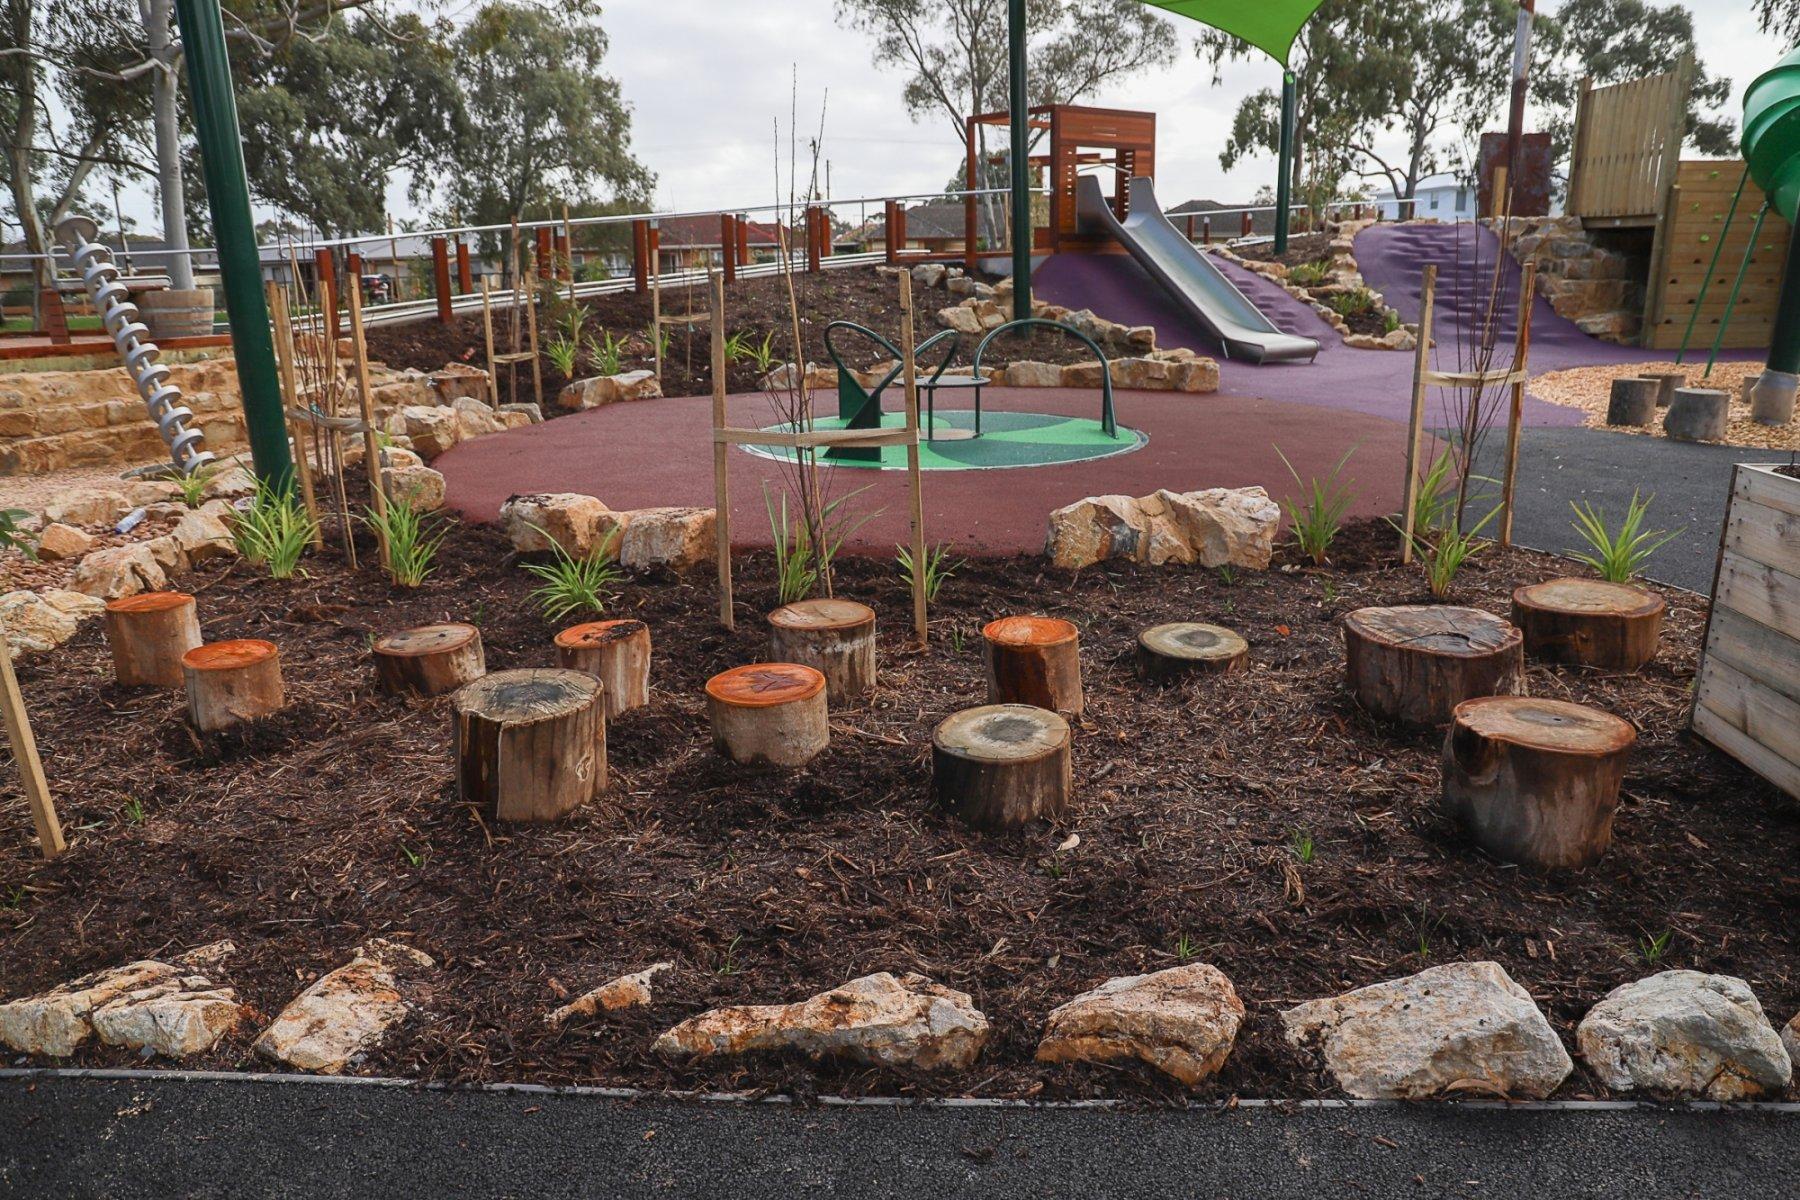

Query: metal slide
left=1076, top=175, right=1319, bottom=364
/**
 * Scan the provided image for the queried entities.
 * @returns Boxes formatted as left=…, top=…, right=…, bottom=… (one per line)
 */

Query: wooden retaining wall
left=1642, top=160, right=1794, bottom=351
left=1692, top=464, right=1800, bottom=798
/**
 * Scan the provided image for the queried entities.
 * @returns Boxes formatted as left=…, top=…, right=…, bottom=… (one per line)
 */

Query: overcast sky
left=107, top=0, right=1772, bottom=233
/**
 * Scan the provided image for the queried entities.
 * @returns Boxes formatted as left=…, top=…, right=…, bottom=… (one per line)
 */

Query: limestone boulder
left=400, top=406, right=461, bottom=459
left=171, top=510, right=238, bottom=564
left=1576, top=971, right=1792, bottom=1100
left=1281, top=961, right=1573, bottom=1100
left=1036, top=963, right=1243, bottom=1086
left=452, top=396, right=505, bottom=439
left=1143, top=487, right=1280, bottom=570
left=547, top=962, right=672, bottom=1026
left=499, top=404, right=542, bottom=427
left=142, top=534, right=188, bottom=576
left=35, top=523, right=94, bottom=562
left=202, top=465, right=257, bottom=500
left=42, top=488, right=129, bottom=528
left=388, top=465, right=447, bottom=512
left=72, top=543, right=167, bottom=600
left=937, top=305, right=984, bottom=336
left=253, top=939, right=435, bottom=1074
left=1004, top=361, right=1065, bottom=388
left=0, top=942, right=240, bottom=1058
left=618, top=506, right=715, bottom=571
left=430, top=363, right=492, bottom=404
left=123, top=480, right=183, bottom=507
left=0, top=590, right=82, bottom=655
left=911, top=263, right=947, bottom=289
left=558, top=370, right=662, bottom=411
left=382, top=446, right=425, bottom=470
left=1045, top=495, right=1146, bottom=569
left=653, top=972, right=987, bottom=1072
left=41, top=589, right=105, bottom=620
left=500, top=492, right=612, bottom=557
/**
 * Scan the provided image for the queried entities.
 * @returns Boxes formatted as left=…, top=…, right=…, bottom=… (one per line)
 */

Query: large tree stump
left=183, top=639, right=284, bottom=732
left=104, top=591, right=201, bottom=688
left=1511, top=578, right=1665, bottom=671
left=1442, top=695, right=1636, bottom=870
left=705, top=663, right=829, bottom=767
left=1136, top=622, right=1248, bottom=682
left=1642, top=369, right=1686, bottom=408
left=1664, top=387, right=1729, bottom=442
left=373, top=623, right=486, bottom=697
left=555, top=619, right=652, bottom=717
left=1343, top=605, right=1522, bottom=726
left=932, top=703, right=1072, bottom=830
left=984, top=616, right=1083, bottom=716
left=455, top=668, right=605, bottom=822
left=768, top=599, right=876, bottom=703
left=1605, top=377, right=1657, bottom=427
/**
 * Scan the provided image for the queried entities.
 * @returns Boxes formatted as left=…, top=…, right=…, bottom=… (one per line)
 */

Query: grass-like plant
left=767, top=488, right=819, bottom=605
left=1422, top=507, right=1498, bottom=600
left=363, top=500, right=448, bottom=588
left=722, top=330, right=753, bottom=364
left=1569, top=491, right=1681, bottom=583
left=1639, top=928, right=1673, bottom=966
left=171, top=465, right=217, bottom=508
left=544, top=334, right=580, bottom=378
left=1276, top=445, right=1356, bottom=567
left=1382, top=309, right=1402, bottom=335
left=585, top=329, right=625, bottom=376
left=896, top=542, right=964, bottom=603
left=233, top=478, right=317, bottom=579
left=1288, top=259, right=1331, bottom=287
left=0, top=507, right=37, bottom=559
left=1327, top=287, right=1376, bottom=317
left=746, top=331, right=778, bottom=375
left=521, top=526, right=623, bottom=622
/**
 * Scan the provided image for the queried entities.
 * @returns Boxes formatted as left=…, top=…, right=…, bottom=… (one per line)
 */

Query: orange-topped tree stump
left=554, top=619, right=652, bottom=717
left=373, top=623, right=486, bottom=697
left=104, top=591, right=201, bottom=688
left=983, top=616, right=1083, bottom=717
left=768, top=598, right=876, bottom=703
left=183, top=639, right=284, bottom=732
left=705, top=663, right=829, bottom=767
left=1442, top=695, right=1637, bottom=870
left=1511, top=578, right=1665, bottom=671
left=1343, top=605, right=1522, bottom=726
left=455, top=668, right=605, bottom=822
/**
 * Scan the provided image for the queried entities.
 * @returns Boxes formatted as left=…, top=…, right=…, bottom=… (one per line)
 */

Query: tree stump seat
left=1510, top=578, right=1664, bottom=671
left=932, top=703, right=1071, bottom=830
left=1343, top=605, right=1522, bottom=726
left=705, top=662, right=829, bottom=767
left=373, top=623, right=486, bottom=697
left=104, top=591, right=201, bottom=688
left=768, top=598, right=876, bottom=703
left=454, top=668, right=605, bottom=822
left=983, top=615, right=1083, bottom=716
left=1135, top=622, right=1248, bottom=682
left=555, top=619, right=652, bottom=717
left=183, top=639, right=284, bottom=732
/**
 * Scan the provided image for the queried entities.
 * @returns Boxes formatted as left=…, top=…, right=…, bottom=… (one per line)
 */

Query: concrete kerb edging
left=6, top=1067, right=1800, bottom=1114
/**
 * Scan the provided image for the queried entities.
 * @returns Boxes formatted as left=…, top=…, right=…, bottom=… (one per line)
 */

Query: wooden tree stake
left=769, top=599, right=876, bottom=703
left=1343, top=605, right=1522, bottom=726
left=374, top=623, right=486, bottom=697
left=710, top=272, right=733, bottom=629
left=1136, top=622, right=1248, bottom=682
left=705, top=663, right=828, bottom=767
left=984, top=616, right=1083, bottom=716
left=104, top=591, right=202, bottom=688
left=555, top=619, right=652, bottom=717
left=1400, top=264, right=1437, bottom=565
left=455, top=668, right=605, bottom=821
left=1443, top=695, right=1636, bottom=870
left=0, top=634, right=63, bottom=858
left=1511, top=578, right=1665, bottom=671
left=932, top=704, right=1072, bottom=830
left=184, top=639, right=285, bottom=733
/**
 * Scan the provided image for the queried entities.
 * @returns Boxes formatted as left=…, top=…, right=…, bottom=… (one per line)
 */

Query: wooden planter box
left=1691, top=463, right=1800, bottom=797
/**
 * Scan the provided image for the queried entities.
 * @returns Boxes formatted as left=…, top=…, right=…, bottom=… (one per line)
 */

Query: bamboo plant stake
left=711, top=271, right=733, bottom=629
left=481, top=277, right=500, bottom=408
left=1500, top=262, right=1537, bottom=547
left=897, top=270, right=928, bottom=646
left=345, top=280, right=391, bottom=565
left=0, top=634, right=63, bottom=859
left=265, top=282, right=323, bottom=548
left=1399, top=264, right=1438, bottom=566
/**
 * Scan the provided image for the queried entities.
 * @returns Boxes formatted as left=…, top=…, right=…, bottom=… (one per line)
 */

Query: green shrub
left=233, top=478, right=317, bottom=579
left=1288, top=260, right=1331, bottom=287
left=0, top=508, right=37, bottom=559
left=896, top=542, right=964, bottom=603
left=364, top=500, right=448, bottom=588
left=521, top=527, right=623, bottom=622
left=544, top=334, right=580, bottom=377
left=1569, top=491, right=1681, bottom=583
left=1327, top=287, right=1376, bottom=317
left=1276, top=445, right=1356, bottom=567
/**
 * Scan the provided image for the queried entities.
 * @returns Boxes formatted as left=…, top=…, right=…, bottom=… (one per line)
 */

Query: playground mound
left=1532, top=360, right=1794, bottom=450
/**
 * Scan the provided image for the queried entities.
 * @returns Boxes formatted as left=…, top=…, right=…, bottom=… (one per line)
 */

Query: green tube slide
left=1743, top=47, right=1800, bottom=378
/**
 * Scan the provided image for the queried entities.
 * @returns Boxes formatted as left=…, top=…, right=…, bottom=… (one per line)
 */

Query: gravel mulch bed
left=1531, top=360, right=1797, bottom=450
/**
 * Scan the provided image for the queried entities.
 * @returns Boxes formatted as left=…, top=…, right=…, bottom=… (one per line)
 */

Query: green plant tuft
left=1276, top=444, right=1356, bottom=567
left=233, top=478, right=317, bottom=579
left=1569, top=491, right=1681, bottom=583
left=364, top=498, right=448, bottom=588
left=896, top=542, right=964, bottom=603
left=521, top=526, right=623, bottom=622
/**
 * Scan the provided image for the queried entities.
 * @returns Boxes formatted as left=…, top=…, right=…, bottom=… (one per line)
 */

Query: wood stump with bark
left=183, top=639, right=284, bottom=732
left=1664, top=388, right=1729, bottom=441
left=373, top=623, right=486, bottom=697
left=1136, top=622, right=1248, bottom=682
left=984, top=616, right=1083, bottom=716
left=1442, top=695, right=1636, bottom=870
left=555, top=619, right=652, bottom=717
left=1605, top=377, right=1657, bottom=426
left=1343, top=605, right=1522, bottom=726
left=104, top=591, right=201, bottom=688
left=768, top=599, right=876, bottom=703
left=705, top=663, right=829, bottom=767
left=455, top=668, right=605, bottom=822
left=932, top=704, right=1072, bottom=830
left=1511, top=578, right=1664, bottom=671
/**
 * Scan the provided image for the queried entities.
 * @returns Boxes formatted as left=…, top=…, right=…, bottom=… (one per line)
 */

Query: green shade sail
left=1132, top=0, right=1327, bottom=66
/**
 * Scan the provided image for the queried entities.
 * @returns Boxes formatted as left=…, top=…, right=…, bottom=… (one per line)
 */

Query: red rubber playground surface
left=437, top=386, right=1415, bottom=557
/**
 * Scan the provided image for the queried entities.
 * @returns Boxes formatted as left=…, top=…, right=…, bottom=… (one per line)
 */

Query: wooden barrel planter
left=768, top=598, right=876, bottom=703
left=1442, top=696, right=1636, bottom=870
left=1343, top=605, right=1522, bottom=726
left=932, top=704, right=1071, bottom=830
left=554, top=619, right=652, bottom=717
left=983, top=616, right=1083, bottom=716
left=183, top=639, right=284, bottom=732
left=1135, top=622, right=1248, bottom=682
left=104, top=591, right=201, bottom=688
left=373, top=623, right=485, bottom=697
left=1511, top=578, right=1664, bottom=671
left=705, top=663, right=829, bottom=767
left=454, top=668, right=605, bottom=822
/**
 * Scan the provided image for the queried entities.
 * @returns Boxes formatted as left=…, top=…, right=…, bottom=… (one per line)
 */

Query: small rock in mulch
left=547, top=962, right=672, bottom=1026
left=252, top=938, right=435, bottom=1074
left=1281, top=960, right=1572, bottom=1100
left=0, top=940, right=242, bottom=1058
left=1035, top=962, right=1243, bottom=1086
left=34, top=523, right=94, bottom=562
left=1576, top=970, right=1793, bottom=1100
left=653, top=971, right=988, bottom=1072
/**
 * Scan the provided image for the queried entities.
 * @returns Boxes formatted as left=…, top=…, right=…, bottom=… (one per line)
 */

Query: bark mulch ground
left=1, top=518, right=1794, bottom=1102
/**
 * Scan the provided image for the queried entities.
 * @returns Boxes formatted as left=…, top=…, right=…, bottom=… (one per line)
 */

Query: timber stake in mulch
left=373, top=623, right=486, bottom=697
left=554, top=619, right=652, bottom=718
left=183, top=639, right=285, bottom=733
left=104, top=591, right=202, bottom=688
left=455, top=668, right=605, bottom=822
left=983, top=616, right=1083, bottom=717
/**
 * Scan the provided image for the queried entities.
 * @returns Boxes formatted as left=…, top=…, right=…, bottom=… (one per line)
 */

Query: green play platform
left=743, top=409, right=1147, bottom=471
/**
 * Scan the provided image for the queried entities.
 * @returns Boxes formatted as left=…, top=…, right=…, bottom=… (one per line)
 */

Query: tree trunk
left=705, top=663, right=828, bottom=767
left=1135, top=622, right=1248, bottom=683
left=455, top=668, right=605, bottom=821
left=768, top=598, right=876, bottom=703
left=1343, top=605, right=1523, bottom=726
left=554, top=619, right=652, bottom=717
left=373, top=622, right=486, bottom=697
left=1511, top=578, right=1664, bottom=671
left=104, top=591, right=202, bottom=688
left=932, top=703, right=1072, bottom=831
left=147, top=0, right=196, bottom=290
left=983, top=616, right=1083, bottom=716
left=1442, top=695, right=1636, bottom=870
left=183, top=639, right=284, bottom=732
left=3, top=0, right=55, bottom=308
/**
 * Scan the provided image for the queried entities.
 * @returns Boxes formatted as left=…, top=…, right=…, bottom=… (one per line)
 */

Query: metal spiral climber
left=53, top=216, right=215, bottom=476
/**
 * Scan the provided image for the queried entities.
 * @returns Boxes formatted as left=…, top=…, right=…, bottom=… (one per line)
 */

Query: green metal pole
left=1008, top=0, right=1031, bottom=322
left=1275, top=70, right=1295, bottom=254
left=171, top=0, right=293, bottom=488
left=1763, top=207, right=1800, bottom=376
left=1707, top=202, right=1771, bottom=377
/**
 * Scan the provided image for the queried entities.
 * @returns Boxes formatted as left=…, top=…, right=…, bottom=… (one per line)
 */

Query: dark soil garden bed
left=1, top=518, right=1794, bottom=1102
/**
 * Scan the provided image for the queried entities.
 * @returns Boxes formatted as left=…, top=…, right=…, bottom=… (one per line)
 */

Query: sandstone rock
left=452, top=396, right=505, bottom=438
left=937, top=305, right=984, bottom=336
left=253, top=939, right=435, bottom=1074
left=35, top=523, right=94, bottom=561
left=547, top=962, right=673, bottom=1026
left=40, top=589, right=105, bottom=620
left=500, top=402, right=544, bottom=424
left=72, top=543, right=167, bottom=600
left=1036, top=963, right=1243, bottom=1086
left=1171, top=359, right=1221, bottom=393
left=1575, top=971, right=1792, bottom=1100
left=0, top=942, right=239, bottom=1058
left=558, top=370, right=662, bottom=411
left=142, top=534, right=188, bottom=576
left=1343, top=334, right=1386, bottom=350
left=1783, top=1012, right=1800, bottom=1068
left=500, top=493, right=612, bottom=557
left=89, top=973, right=243, bottom=1059
left=497, top=409, right=535, bottom=431
left=429, top=363, right=492, bottom=404
left=0, top=590, right=81, bottom=655
left=618, top=506, right=715, bottom=570
left=171, top=511, right=238, bottom=564
left=42, top=488, right=129, bottom=528
left=1145, top=487, right=1280, bottom=569
left=1004, top=361, right=1065, bottom=388
left=911, top=263, right=947, bottom=289
left=400, top=406, right=461, bottom=459
left=653, top=972, right=987, bottom=1072
left=1282, top=961, right=1572, bottom=1100
left=388, top=465, right=447, bottom=512
left=382, top=446, right=425, bottom=470
left=202, top=465, right=257, bottom=500
left=1125, top=325, right=1158, bottom=351
left=123, top=480, right=183, bottom=507
left=1045, top=494, right=1146, bottom=569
